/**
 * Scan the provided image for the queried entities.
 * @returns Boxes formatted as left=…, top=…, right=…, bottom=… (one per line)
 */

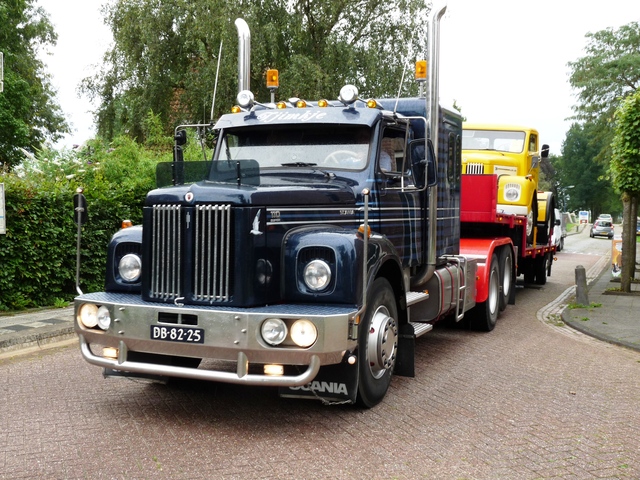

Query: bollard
left=575, top=265, right=589, bottom=306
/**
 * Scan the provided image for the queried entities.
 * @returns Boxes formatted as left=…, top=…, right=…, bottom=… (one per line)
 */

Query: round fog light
left=261, top=318, right=288, bottom=346
left=97, top=306, right=111, bottom=330
left=78, top=304, right=99, bottom=328
left=290, top=319, right=317, bottom=348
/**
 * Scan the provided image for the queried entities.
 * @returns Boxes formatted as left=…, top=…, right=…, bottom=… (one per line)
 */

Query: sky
left=40, top=0, right=640, bottom=154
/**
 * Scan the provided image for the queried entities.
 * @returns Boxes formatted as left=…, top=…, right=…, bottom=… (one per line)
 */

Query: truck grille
left=149, top=204, right=233, bottom=303
left=465, top=163, right=485, bottom=174
left=193, top=205, right=232, bottom=302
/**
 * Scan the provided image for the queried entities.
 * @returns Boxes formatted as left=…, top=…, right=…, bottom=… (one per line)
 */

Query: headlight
left=97, top=306, right=111, bottom=331
left=503, top=183, right=521, bottom=202
left=303, top=259, right=332, bottom=291
left=290, top=319, right=317, bottom=348
left=118, top=253, right=142, bottom=282
left=78, top=303, right=99, bottom=328
left=261, top=318, right=288, bottom=346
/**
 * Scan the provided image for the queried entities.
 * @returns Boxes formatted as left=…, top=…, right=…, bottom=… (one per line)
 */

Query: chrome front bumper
left=74, top=292, right=357, bottom=387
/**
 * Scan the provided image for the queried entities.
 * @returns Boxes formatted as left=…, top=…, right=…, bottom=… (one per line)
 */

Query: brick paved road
left=1, top=248, right=639, bottom=479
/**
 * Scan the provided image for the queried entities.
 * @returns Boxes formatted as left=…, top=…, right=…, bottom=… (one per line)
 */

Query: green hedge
left=0, top=136, right=169, bottom=311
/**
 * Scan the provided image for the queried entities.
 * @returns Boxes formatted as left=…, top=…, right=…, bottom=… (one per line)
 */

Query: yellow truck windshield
left=462, top=129, right=525, bottom=154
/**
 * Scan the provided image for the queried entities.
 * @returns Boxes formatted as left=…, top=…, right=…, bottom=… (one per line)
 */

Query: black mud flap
left=394, top=323, right=415, bottom=377
left=279, top=358, right=358, bottom=405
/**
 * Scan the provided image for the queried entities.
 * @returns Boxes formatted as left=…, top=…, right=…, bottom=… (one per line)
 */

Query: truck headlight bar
left=77, top=303, right=111, bottom=331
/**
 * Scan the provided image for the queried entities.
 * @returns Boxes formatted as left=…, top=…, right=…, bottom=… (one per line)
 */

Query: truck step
left=406, top=291, right=429, bottom=306
left=409, top=321, right=433, bottom=338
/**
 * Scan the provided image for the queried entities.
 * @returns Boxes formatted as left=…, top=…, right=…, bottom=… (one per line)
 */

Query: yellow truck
left=461, top=123, right=554, bottom=246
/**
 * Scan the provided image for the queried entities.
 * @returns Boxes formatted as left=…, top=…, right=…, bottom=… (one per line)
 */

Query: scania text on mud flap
left=74, top=7, right=554, bottom=408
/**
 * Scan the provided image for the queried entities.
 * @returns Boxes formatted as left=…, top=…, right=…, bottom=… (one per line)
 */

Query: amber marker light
left=231, top=105, right=242, bottom=113
left=121, top=219, right=133, bottom=229
left=296, top=99, right=307, bottom=108
left=318, top=99, right=329, bottom=107
left=276, top=101, right=287, bottom=109
left=266, top=69, right=279, bottom=89
left=415, top=60, right=427, bottom=81
left=366, top=98, right=378, bottom=108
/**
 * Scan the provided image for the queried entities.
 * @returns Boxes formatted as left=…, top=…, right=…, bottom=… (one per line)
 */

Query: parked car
left=590, top=219, right=614, bottom=239
left=552, top=208, right=566, bottom=251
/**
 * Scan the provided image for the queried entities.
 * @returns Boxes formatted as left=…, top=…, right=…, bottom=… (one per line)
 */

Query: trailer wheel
left=356, top=278, right=399, bottom=408
left=469, top=254, right=500, bottom=331
left=535, top=253, right=549, bottom=285
left=498, top=246, right=513, bottom=312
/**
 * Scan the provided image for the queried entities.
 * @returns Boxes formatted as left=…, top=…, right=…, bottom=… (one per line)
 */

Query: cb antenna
left=393, top=63, right=409, bottom=114
left=210, top=40, right=223, bottom=122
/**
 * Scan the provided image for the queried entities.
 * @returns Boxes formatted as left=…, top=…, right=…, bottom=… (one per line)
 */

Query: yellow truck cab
left=462, top=123, right=549, bottom=244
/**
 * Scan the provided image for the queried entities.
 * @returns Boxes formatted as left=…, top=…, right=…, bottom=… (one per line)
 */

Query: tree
left=610, top=89, right=640, bottom=292
left=82, top=0, right=430, bottom=143
left=0, top=0, right=69, bottom=171
left=568, top=22, right=640, bottom=125
left=552, top=122, right=619, bottom=215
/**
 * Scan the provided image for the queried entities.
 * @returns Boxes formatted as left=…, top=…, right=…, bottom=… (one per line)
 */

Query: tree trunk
left=620, top=192, right=633, bottom=292
left=630, top=195, right=638, bottom=280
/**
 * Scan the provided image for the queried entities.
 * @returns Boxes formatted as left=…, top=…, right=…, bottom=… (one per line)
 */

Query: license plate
left=150, top=325, right=204, bottom=344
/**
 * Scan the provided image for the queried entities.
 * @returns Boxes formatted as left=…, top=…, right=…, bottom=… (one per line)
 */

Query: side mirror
left=175, top=129, right=187, bottom=146
left=410, top=139, right=437, bottom=188
left=541, top=144, right=549, bottom=158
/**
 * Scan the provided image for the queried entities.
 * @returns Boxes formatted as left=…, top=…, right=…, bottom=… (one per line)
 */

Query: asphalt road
left=1, top=231, right=639, bottom=479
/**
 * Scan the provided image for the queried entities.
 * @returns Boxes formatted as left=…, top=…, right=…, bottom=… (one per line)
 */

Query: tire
left=526, top=196, right=538, bottom=246
left=558, top=237, right=564, bottom=252
left=469, top=254, right=500, bottom=331
left=537, top=194, right=555, bottom=245
left=534, top=253, right=548, bottom=285
left=498, top=246, right=513, bottom=312
left=356, top=278, right=399, bottom=408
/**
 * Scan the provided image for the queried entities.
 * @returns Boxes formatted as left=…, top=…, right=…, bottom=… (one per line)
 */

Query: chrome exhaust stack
left=235, top=18, right=251, bottom=93
left=411, top=3, right=447, bottom=289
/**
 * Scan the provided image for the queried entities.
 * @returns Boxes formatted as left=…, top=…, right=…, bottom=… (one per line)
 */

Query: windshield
left=462, top=129, right=525, bottom=154
left=217, top=125, right=371, bottom=170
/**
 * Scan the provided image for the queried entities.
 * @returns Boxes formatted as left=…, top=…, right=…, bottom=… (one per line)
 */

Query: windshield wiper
left=281, top=162, right=317, bottom=167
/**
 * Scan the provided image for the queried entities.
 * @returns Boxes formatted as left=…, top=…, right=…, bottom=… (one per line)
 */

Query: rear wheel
left=534, top=253, right=549, bottom=285
left=469, top=254, right=500, bottom=331
left=356, top=278, right=399, bottom=408
left=498, top=246, right=513, bottom=312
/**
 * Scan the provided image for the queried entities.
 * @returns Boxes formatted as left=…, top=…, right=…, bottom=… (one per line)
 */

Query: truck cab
left=461, top=124, right=546, bottom=244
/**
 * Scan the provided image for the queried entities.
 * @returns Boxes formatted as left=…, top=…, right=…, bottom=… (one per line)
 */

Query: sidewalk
left=0, top=306, right=75, bottom=358
left=1, top=253, right=639, bottom=358
left=561, top=259, right=640, bottom=352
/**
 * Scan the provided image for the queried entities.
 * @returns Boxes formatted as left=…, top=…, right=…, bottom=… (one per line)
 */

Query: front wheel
left=356, top=278, right=399, bottom=408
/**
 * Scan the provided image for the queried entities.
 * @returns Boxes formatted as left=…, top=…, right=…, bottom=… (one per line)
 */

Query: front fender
left=282, top=226, right=403, bottom=305
left=497, top=174, right=537, bottom=211
left=105, top=225, right=143, bottom=292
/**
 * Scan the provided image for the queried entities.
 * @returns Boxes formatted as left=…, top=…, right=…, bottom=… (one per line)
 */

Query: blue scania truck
left=73, top=7, right=554, bottom=407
